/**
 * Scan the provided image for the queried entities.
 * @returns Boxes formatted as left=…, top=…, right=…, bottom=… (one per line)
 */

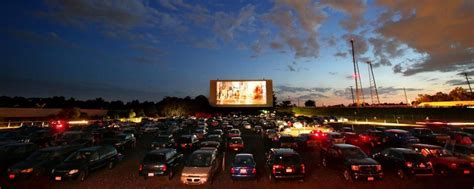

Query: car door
left=88, top=151, right=101, bottom=170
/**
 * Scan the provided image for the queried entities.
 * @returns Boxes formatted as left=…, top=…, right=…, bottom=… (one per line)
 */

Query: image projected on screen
left=216, top=81, right=267, bottom=105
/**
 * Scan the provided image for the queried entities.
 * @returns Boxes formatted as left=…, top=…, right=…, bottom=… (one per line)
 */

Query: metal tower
left=366, top=61, right=380, bottom=105
left=350, top=39, right=365, bottom=107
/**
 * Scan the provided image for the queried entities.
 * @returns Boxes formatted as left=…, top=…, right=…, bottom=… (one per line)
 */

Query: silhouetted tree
left=304, top=100, right=316, bottom=107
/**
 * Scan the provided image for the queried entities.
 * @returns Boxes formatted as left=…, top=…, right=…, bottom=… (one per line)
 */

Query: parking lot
left=1, top=121, right=472, bottom=189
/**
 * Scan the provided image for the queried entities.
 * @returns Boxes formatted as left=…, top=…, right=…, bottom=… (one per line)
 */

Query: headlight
left=51, top=169, right=55, bottom=173
left=68, top=169, right=79, bottom=175
left=351, top=165, right=359, bottom=171
left=20, top=168, right=33, bottom=173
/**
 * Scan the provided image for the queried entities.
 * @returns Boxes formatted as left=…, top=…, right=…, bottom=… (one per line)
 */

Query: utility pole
left=350, top=86, right=355, bottom=104
left=463, top=72, right=473, bottom=98
left=350, top=39, right=364, bottom=107
left=404, top=88, right=409, bottom=106
left=367, top=61, right=380, bottom=105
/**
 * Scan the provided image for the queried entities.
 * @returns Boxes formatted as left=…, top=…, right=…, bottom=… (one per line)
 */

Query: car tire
left=108, top=161, right=115, bottom=169
left=343, top=169, right=352, bottom=182
left=321, top=157, right=328, bottom=168
left=397, top=168, right=405, bottom=179
left=79, top=170, right=87, bottom=182
left=168, top=169, right=173, bottom=180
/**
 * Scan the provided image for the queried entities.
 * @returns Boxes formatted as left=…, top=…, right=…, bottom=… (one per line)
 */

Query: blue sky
left=0, top=0, right=472, bottom=105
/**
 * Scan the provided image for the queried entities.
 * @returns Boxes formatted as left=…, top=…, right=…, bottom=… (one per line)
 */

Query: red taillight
left=406, top=162, right=413, bottom=168
left=301, top=164, right=305, bottom=174
left=230, top=167, right=235, bottom=174
left=139, top=164, right=143, bottom=171
left=9, top=174, right=15, bottom=179
left=189, top=144, right=193, bottom=147
left=272, top=165, right=283, bottom=174
left=252, top=168, right=256, bottom=174
left=161, top=165, right=167, bottom=172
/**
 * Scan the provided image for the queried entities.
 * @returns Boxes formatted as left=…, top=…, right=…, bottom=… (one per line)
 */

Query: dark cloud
left=287, top=65, right=297, bottom=72
left=445, top=79, right=467, bottom=86
left=334, top=88, right=353, bottom=100
left=342, top=33, right=369, bottom=55
left=320, top=0, right=366, bottom=31
left=334, top=51, right=348, bottom=58
left=276, top=85, right=331, bottom=93
left=376, top=0, right=474, bottom=75
left=298, top=93, right=329, bottom=99
left=212, top=4, right=256, bottom=42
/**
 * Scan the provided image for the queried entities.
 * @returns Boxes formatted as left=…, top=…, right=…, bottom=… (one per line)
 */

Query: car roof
left=333, top=144, right=358, bottom=149
left=235, top=153, right=254, bottom=158
left=195, top=148, right=217, bottom=153
left=148, top=148, right=175, bottom=154
left=385, top=129, right=409, bottom=133
left=410, top=143, right=442, bottom=149
left=270, top=148, right=298, bottom=155
left=230, top=137, right=242, bottom=140
left=389, top=148, right=418, bottom=154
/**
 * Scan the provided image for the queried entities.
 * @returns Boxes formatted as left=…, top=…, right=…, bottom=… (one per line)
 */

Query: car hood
left=10, top=160, right=46, bottom=171
left=346, top=158, right=379, bottom=165
left=181, top=166, right=211, bottom=176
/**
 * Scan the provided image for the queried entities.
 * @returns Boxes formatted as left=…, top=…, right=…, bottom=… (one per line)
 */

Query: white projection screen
left=209, top=80, right=273, bottom=107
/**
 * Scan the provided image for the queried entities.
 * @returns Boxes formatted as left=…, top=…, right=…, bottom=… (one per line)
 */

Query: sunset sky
left=1, top=0, right=473, bottom=105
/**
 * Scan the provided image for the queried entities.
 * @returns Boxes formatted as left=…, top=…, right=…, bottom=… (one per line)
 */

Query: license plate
left=367, top=177, right=374, bottom=181
left=234, top=148, right=238, bottom=151
left=240, top=169, right=247, bottom=174
left=55, top=176, right=62, bottom=181
left=286, top=168, right=293, bottom=173
left=148, top=173, right=154, bottom=177
left=463, top=170, right=470, bottom=174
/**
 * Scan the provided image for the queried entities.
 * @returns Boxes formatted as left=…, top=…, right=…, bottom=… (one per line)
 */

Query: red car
left=228, top=137, right=244, bottom=151
left=410, top=143, right=472, bottom=176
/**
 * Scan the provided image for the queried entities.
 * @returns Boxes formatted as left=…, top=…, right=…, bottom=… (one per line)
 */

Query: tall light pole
left=463, top=72, right=473, bottom=98
left=366, top=61, right=380, bottom=105
left=350, top=39, right=364, bottom=107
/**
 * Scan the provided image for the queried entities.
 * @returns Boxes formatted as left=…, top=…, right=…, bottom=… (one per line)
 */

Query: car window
left=274, top=154, right=301, bottom=165
left=341, top=148, right=368, bottom=159
left=185, top=152, right=212, bottom=167
left=233, top=156, right=254, bottom=166
left=144, top=153, right=166, bottom=163
left=27, top=150, right=54, bottom=161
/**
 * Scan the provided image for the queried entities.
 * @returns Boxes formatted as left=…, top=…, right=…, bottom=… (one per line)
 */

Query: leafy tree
left=304, top=100, right=316, bottom=107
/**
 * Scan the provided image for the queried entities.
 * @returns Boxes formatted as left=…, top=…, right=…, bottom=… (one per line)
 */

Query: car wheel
left=108, top=161, right=115, bottom=169
left=343, top=169, right=352, bottom=182
left=168, top=169, right=173, bottom=180
left=321, top=157, right=327, bottom=167
left=397, top=169, right=405, bottom=179
left=79, top=170, right=87, bottom=182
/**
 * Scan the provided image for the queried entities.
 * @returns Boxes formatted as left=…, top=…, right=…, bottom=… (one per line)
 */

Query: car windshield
left=331, top=134, right=344, bottom=139
left=274, top=154, right=301, bottom=165
left=178, top=137, right=192, bottom=143
left=402, top=153, right=425, bottom=162
left=27, top=151, right=55, bottom=161
left=185, top=153, right=212, bottom=167
left=154, top=137, right=169, bottom=142
left=143, top=153, right=166, bottom=163
left=420, top=148, right=453, bottom=157
left=230, top=138, right=243, bottom=144
left=279, top=137, right=295, bottom=143
left=65, top=151, right=94, bottom=162
left=341, top=148, right=368, bottom=159
left=233, top=156, right=254, bottom=166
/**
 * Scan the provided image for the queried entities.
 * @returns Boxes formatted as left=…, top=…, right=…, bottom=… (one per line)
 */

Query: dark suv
left=177, top=135, right=199, bottom=151
left=321, top=144, right=383, bottom=181
left=410, top=128, right=449, bottom=145
left=151, top=135, right=176, bottom=149
left=384, top=129, right=419, bottom=147
left=51, top=146, right=120, bottom=181
left=265, top=148, right=305, bottom=182
left=139, top=148, right=183, bottom=179
left=372, top=148, right=433, bottom=179
left=0, top=143, right=38, bottom=173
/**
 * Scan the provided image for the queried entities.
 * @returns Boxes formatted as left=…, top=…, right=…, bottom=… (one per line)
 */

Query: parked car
left=359, top=129, right=386, bottom=147
left=253, top=126, right=263, bottom=134
left=321, top=132, right=345, bottom=151
left=55, top=131, right=93, bottom=147
left=265, top=148, right=305, bottom=182
left=205, top=134, right=223, bottom=145
left=372, top=148, right=433, bottom=179
left=139, top=148, right=183, bottom=180
left=444, top=143, right=474, bottom=161
left=195, top=128, right=208, bottom=140
left=180, top=148, right=219, bottom=185
left=230, top=153, right=257, bottom=180
left=141, top=124, right=159, bottom=133
left=51, top=146, right=120, bottom=181
left=410, top=128, right=450, bottom=145
left=7, top=145, right=80, bottom=180
left=409, top=143, right=472, bottom=176
left=228, top=137, right=244, bottom=152
left=151, top=135, right=176, bottom=149
left=200, top=141, right=222, bottom=152
left=278, top=135, right=298, bottom=149
left=0, top=143, right=38, bottom=173
left=209, top=129, right=224, bottom=138
left=321, top=144, right=383, bottom=181
left=384, top=129, right=420, bottom=147
left=228, top=129, right=241, bottom=138
left=100, top=133, right=135, bottom=151
left=462, top=127, right=474, bottom=135
left=177, top=135, right=199, bottom=151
